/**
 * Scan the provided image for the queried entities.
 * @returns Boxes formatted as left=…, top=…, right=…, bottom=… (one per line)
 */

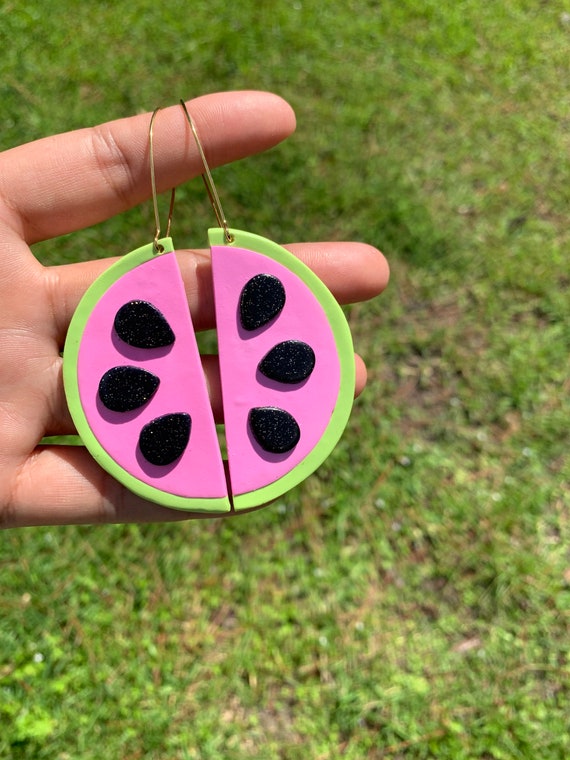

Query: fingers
left=0, top=91, right=296, bottom=244
left=285, top=241, right=389, bottom=304
left=354, top=354, right=367, bottom=397
left=49, top=241, right=388, bottom=341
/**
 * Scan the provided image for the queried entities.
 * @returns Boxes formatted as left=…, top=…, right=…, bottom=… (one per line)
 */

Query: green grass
left=1, top=0, right=569, bottom=757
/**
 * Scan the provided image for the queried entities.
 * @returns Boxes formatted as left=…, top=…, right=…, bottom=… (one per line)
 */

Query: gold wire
left=149, top=108, right=176, bottom=252
left=179, top=99, right=234, bottom=244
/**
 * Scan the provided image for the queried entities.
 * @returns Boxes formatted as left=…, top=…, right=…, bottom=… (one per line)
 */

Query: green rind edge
left=209, top=228, right=355, bottom=512
left=62, top=237, right=231, bottom=514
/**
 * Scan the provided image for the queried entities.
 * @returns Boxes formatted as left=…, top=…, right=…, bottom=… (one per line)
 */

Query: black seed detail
left=239, top=274, right=286, bottom=331
left=248, top=407, right=300, bottom=454
left=139, top=413, right=191, bottom=466
left=98, top=366, right=160, bottom=412
left=114, top=300, right=175, bottom=348
left=258, top=340, right=316, bottom=384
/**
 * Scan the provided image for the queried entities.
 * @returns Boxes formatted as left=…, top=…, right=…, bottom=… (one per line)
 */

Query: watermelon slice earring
left=63, top=102, right=355, bottom=515
left=63, top=108, right=231, bottom=514
left=178, top=101, right=355, bottom=511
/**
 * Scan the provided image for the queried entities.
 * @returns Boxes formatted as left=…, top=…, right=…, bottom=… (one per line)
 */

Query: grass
left=1, top=0, right=569, bottom=757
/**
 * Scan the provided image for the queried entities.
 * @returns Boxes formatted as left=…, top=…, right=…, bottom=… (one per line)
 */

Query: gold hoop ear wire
left=179, top=99, right=234, bottom=245
left=149, top=108, right=176, bottom=252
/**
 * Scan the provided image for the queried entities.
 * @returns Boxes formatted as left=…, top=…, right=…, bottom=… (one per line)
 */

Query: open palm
left=0, top=91, right=388, bottom=528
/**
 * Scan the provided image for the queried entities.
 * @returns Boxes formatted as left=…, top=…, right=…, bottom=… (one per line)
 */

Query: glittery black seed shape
left=114, top=300, right=175, bottom=348
left=139, top=413, right=191, bottom=466
left=248, top=407, right=300, bottom=454
left=239, top=274, right=286, bottom=331
left=98, top=366, right=160, bottom=412
left=258, top=340, right=316, bottom=384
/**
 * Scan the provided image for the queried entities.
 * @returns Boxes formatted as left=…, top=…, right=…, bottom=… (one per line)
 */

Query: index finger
left=0, top=91, right=296, bottom=245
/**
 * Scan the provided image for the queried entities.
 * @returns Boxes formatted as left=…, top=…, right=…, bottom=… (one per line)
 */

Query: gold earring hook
left=179, top=99, right=234, bottom=245
left=149, top=108, right=176, bottom=252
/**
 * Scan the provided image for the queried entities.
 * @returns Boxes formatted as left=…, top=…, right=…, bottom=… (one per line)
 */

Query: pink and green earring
left=63, top=102, right=355, bottom=514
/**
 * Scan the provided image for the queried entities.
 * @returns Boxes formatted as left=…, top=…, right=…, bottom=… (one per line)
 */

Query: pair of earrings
left=63, top=102, right=355, bottom=514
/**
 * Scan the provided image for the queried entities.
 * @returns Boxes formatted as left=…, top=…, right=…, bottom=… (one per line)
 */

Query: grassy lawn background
left=1, top=1, right=569, bottom=757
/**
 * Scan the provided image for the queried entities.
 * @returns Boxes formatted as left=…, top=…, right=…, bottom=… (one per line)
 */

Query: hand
left=0, top=91, right=389, bottom=528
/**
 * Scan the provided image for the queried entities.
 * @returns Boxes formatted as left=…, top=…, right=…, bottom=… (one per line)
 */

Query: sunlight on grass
left=1, top=1, right=569, bottom=758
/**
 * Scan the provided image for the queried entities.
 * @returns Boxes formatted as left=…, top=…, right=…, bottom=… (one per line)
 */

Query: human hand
left=0, top=91, right=389, bottom=528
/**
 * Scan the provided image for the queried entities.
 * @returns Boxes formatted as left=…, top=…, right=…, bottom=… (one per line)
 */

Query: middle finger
left=48, top=241, right=388, bottom=344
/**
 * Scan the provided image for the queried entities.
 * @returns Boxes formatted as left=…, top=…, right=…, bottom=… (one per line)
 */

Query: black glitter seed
left=139, top=413, right=192, bottom=466
left=239, top=274, right=286, bottom=331
left=258, top=340, right=316, bottom=384
left=114, top=300, right=175, bottom=349
left=248, top=406, right=300, bottom=454
left=98, top=366, right=160, bottom=412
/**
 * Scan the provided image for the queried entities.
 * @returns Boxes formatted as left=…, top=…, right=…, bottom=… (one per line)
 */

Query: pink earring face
left=63, top=229, right=355, bottom=514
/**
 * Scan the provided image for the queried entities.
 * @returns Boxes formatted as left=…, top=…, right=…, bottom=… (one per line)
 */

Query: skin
left=0, top=91, right=389, bottom=528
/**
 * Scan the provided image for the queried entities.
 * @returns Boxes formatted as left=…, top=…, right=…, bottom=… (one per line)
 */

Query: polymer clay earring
left=63, top=102, right=355, bottom=514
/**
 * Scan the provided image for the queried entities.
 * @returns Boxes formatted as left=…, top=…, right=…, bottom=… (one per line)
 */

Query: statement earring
left=63, top=108, right=231, bottom=513
left=63, top=102, right=355, bottom=514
